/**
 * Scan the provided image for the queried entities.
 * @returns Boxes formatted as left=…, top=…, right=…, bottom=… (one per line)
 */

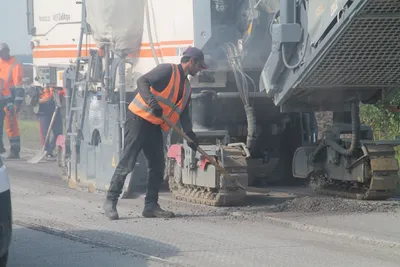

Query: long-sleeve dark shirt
left=130, top=63, right=193, bottom=133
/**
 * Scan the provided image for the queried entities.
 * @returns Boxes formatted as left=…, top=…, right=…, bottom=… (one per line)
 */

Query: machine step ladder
left=66, top=52, right=96, bottom=181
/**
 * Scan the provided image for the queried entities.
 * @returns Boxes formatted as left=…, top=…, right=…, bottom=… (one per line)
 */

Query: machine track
left=311, top=142, right=399, bottom=201
left=167, top=159, right=247, bottom=207
left=168, top=176, right=247, bottom=207
left=313, top=184, right=396, bottom=201
left=169, top=183, right=246, bottom=206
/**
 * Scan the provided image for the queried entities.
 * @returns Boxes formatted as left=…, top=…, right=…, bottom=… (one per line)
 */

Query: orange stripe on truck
left=141, top=40, right=193, bottom=46
left=35, top=44, right=98, bottom=49
left=33, top=47, right=181, bottom=58
left=33, top=40, right=193, bottom=59
left=33, top=50, right=91, bottom=58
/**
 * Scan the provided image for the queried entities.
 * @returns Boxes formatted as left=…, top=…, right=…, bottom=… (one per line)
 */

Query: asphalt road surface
left=8, top=225, right=168, bottom=267
left=5, top=156, right=400, bottom=267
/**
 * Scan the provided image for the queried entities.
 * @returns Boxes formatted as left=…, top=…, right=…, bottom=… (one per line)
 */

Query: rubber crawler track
left=168, top=176, right=246, bottom=206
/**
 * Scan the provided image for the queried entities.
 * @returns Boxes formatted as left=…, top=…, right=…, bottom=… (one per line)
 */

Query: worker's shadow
left=8, top=225, right=182, bottom=267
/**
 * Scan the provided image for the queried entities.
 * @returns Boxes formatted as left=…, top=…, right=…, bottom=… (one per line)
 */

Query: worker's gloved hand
left=6, top=103, right=14, bottom=116
left=186, top=131, right=198, bottom=152
left=148, top=96, right=163, bottom=118
left=151, top=104, right=163, bottom=118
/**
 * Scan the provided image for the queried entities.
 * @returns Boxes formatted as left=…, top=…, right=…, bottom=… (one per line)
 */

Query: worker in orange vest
left=37, top=86, right=64, bottom=160
left=0, top=43, right=24, bottom=159
left=103, top=47, right=208, bottom=220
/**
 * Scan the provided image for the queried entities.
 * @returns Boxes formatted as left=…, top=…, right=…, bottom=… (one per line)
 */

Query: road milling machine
left=261, top=0, right=400, bottom=201
left=29, top=0, right=400, bottom=206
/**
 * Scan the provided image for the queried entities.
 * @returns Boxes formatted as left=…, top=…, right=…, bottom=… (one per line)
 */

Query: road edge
left=259, top=215, right=400, bottom=249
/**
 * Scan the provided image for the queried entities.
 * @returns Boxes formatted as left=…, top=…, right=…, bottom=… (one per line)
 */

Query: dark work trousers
left=107, top=115, right=165, bottom=205
left=37, top=109, right=63, bottom=155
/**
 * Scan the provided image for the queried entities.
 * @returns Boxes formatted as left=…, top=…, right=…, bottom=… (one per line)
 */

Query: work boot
left=103, top=199, right=119, bottom=220
left=142, top=202, right=174, bottom=218
left=6, top=151, right=19, bottom=159
left=45, top=153, right=56, bottom=161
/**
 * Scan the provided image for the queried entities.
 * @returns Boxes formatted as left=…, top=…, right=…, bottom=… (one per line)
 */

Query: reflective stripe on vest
left=0, top=78, right=11, bottom=102
left=0, top=79, right=3, bottom=100
left=7, top=59, right=21, bottom=89
left=128, top=64, right=192, bottom=131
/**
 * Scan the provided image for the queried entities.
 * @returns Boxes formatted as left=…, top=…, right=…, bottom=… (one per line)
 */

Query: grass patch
left=2, top=119, right=42, bottom=150
left=19, top=119, right=42, bottom=150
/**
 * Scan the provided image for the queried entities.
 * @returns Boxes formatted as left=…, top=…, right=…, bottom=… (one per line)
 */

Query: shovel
left=27, top=106, right=59, bottom=164
left=161, top=115, right=246, bottom=190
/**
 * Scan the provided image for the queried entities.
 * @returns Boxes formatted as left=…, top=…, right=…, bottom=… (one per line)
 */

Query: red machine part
left=167, top=144, right=214, bottom=170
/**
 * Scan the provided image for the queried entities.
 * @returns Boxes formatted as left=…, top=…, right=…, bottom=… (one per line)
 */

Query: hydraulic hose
left=341, top=100, right=361, bottom=155
left=312, top=101, right=360, bottom=161
left=244, top=104, right=257, bottom=151
left=222, top=42, right=258, bottom=154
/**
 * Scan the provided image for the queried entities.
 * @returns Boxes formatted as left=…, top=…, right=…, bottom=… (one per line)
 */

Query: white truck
left=27, top=0, right=196, bottom=88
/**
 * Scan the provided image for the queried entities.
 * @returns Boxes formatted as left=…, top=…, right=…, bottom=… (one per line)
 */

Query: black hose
left=347, top=101, right=361, bottom=155
left=312, top=101, right=360, bottom=161
left=245, top=104, right=257, bottom=151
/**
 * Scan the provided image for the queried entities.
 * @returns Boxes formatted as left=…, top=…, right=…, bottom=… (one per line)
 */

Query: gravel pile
left=270, top=196, right=400, bottom=214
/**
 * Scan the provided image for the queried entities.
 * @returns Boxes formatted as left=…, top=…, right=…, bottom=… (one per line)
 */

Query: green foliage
left=360, top=103, right=400, bottom=141
left=360, top=92, right=400, bottom=193
left=360, top=91, right=400, bottom=140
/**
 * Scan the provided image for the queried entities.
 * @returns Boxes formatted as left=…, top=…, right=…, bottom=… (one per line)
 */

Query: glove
left=151, top=103, right=163, bottom=118
left=6, top=103, right=14, bottom=117
left=148, top=95, right=163, bottom=117
left=186, top=131, right=198, bottom=152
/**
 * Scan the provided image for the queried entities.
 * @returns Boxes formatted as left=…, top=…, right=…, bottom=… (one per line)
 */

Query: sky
left=0, top=0, right=32, bottom=54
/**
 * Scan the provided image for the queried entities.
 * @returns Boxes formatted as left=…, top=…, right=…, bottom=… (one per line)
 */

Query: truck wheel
left=0, top=251, right=8, bottom=267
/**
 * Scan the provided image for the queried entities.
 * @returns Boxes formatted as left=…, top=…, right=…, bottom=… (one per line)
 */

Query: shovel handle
left=43, top=107, right=59, bottom=145
left=161, top=115, right=226, bottom=173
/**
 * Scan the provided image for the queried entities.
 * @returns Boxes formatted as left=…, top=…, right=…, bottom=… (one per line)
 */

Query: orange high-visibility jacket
left=40, top=87, right=65, bottom=102
left=40, top=87, right=53, bottom=102
left=128, top=64, right=192, bottom=131
left=0, top=56, right=23, bottom=90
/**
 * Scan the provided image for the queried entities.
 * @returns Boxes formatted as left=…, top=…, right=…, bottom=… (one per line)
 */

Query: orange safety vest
left=128, top=64, right=192, bottom=131
left=0, top=56, right=23, bottom=90
left=40, top=87, right=54, bottom=102
left=40, top=87, right=65, bottom=101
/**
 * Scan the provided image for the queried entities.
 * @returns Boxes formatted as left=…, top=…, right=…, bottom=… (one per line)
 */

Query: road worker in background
left=37, top=85, right=64, bottom=160
left=0, top=43, right=25, bottom=159
left=103, top=47, right=207, bottom=220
